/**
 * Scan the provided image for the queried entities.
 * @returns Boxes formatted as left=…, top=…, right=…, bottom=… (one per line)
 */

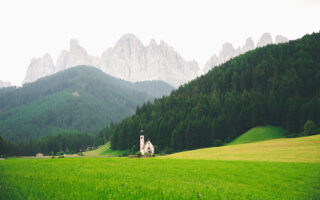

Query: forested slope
left=110, top=32, right=320, bottom=152
left=130, top=80, right=174, bottom=98
left=0, top=66, right=153, bottom=142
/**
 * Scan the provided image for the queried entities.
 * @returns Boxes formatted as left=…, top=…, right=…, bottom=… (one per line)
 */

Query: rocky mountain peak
left=115, top=34, right=144, bottom=49
left=202, top=32, right=288, bottom=74
left=242, top=37, right=255, bottom=53
left=202, top=54, right=218, bottom=74
left=55, top=39, right=92, bottom=72
left=23, top=32, right=288, bottom=88
left=23, top=54, right=55, bottom=84
left=160, top=40, right=169, bottom=47
left=218, top=42, right=235, bottom=64
left=275, top=35, right=289, bottom=44
left=148, top=39, right=158, bottom=48
left=70, top=39, right=80, bottom=50
left=257, top=32, right=273, bottom=47
left=100, top=35, right=199, bottom=87
left=20, top=34, right=199, bottom=87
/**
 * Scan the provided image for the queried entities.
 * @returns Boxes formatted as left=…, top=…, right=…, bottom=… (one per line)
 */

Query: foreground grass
left=0, top=157, right=319, bottom=200
left=228, top=126, right=286, bottom=145
left=84, top=142, right=128, bottom=157
left=166, top=134, right=320, bottom=163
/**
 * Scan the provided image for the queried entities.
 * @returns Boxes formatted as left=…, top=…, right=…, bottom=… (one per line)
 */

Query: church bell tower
left=140, top=134, right=145, bottom=155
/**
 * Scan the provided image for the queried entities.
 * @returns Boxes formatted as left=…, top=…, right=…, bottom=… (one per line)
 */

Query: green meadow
left=1, top=157, right=319, bottom=200
left=166, top=134, right=320, bottom=163
left=1, top=134, right=320, bottom=199
left=84, top=142, right=129, bottom=157
left=227, top=126, right=286, bottom=145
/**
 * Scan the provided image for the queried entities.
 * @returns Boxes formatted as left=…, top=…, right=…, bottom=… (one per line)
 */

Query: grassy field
left=228, top=126, right=286, bottom=145
left=0, top=157, right=319, bottom=200
left=84, top=142, right=129, bottom=157
left=0, top=135, right=319, bottom=199
left=166, top=134, right=320, bottom=163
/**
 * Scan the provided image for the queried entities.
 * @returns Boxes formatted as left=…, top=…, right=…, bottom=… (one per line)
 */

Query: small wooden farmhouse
left=140, top=135, right=154, bottom=155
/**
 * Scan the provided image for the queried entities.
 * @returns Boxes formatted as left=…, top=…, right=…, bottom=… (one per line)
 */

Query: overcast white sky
left=0, top=0, right=319, bottom=85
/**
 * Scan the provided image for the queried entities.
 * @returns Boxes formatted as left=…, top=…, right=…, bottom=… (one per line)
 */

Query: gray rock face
left=55, top=39, right=92, bottom=72
left=23, top=32, right=288, bottom=87
left=100, top=34, right=199, bottom=87
left=275, top=35, right=289, bottom=44
left=0, top=80, right=12, bottom=88
left=242, top=37, right=255, bottom=54
left=202, top=32, right=287, bottom=74
left=202, top=54, right=218, bottom=74
left=202, top=43, right=241, bottom=74
left=218, top=42, right=236, bottom=64
left=23, top=53, right=55, bottom=83
left=23, top=34, right=199, bottom=88
left=257, top=32, right=273, bottom=47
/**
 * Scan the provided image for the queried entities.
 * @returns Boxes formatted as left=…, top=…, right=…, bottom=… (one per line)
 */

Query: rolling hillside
left=84, top=143, right=129, bottom=157
left=130, top=80, right=174, bottom=98
left=0, top=66, right=159, bottom=142
left=110, top=32, right=320, bottom=153
left=228, top=126, right=286, bottom=145
left=165, top=134, right=320, bottom=163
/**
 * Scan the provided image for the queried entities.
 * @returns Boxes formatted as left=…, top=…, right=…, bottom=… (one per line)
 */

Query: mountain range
left=202, top=32, right=289, bottom=73
left=23, top=34, right=199, bottom=88
left=23, top=33, right=288, bottom=88
left=0, top=66, right=173, bottom=142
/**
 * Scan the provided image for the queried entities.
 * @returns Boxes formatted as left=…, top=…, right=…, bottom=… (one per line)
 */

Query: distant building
left=36, top=153, right=44, bottom=157
left=140, top=135, right=154, bottom=156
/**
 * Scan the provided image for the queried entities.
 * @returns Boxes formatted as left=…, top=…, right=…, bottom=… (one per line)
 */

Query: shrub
left=153, top=145, right=159, bottom=154
left=130, top=145, right=137, bottom=155
left=56, top=151, right=64, bottom=156
left=135, top=151, right=142, bottom=157
left=213, top=139, right=223, bottom=147
left=121, top=153, right=128, bottom=157
left=163, top=147, right=172, bottom=154
left=304, top=120, right=317, bottom=136
left=65, top=148, right=70, bottom=155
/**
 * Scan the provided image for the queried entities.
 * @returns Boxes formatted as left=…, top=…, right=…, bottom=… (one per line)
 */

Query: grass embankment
left=228, top=126, right=286, bottom=145
left=84, top=142, right=128, bottom=157
left=165, top=134, right=320, bottom=163
left=0, top=157, right=319, bottom=199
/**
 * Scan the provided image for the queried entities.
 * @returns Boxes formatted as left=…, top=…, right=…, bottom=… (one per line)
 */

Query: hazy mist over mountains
left=22, top=32, right=288, bottom=88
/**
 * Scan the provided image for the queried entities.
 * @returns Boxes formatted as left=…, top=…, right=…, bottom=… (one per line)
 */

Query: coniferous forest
left=0, top=66, right=174, bottom=142
left=109, top=32, right=320, bottom=153
left=0, top=128, right=110, bottom=156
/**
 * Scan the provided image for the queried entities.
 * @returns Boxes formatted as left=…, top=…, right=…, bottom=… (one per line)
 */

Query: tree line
left=0, top=126, right=110, bottom=157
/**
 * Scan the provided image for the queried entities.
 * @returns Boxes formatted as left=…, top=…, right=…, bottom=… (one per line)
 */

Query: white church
left=140, top=134, right=154, bottom=156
